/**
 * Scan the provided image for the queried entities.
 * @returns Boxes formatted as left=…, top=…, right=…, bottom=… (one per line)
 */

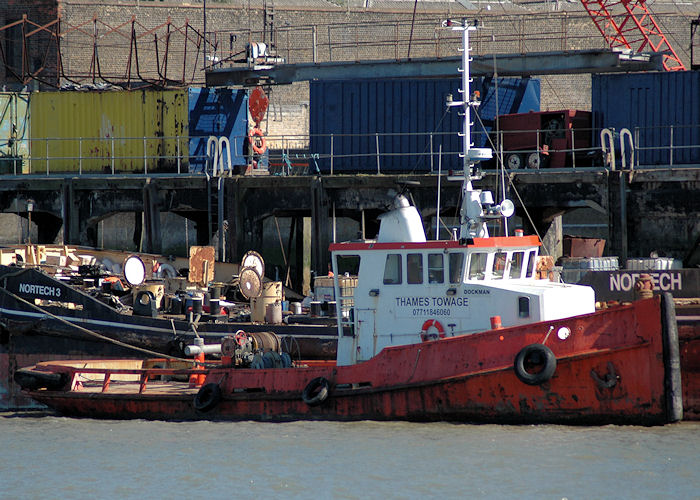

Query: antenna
left=445, top=19, right=492, bottom=180
left=446, top=19, right=513, bottom=240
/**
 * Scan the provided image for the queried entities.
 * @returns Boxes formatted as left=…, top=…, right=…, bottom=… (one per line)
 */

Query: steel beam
left=206, top=50, right=664, bottom=86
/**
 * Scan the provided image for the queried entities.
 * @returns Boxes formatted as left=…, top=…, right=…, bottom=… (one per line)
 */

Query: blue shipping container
left=592, top=71, right=700, bottom=165
left=309, top=78, right=540, bottom=173
left=188, top=88, right=248, bottom=172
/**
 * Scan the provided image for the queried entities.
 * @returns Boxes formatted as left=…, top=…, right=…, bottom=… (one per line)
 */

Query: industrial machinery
left=497, top=110, right=594, bottom=169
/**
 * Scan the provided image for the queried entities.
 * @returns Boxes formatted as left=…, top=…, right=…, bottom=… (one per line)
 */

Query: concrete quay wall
left=1, top=169, right=698, bottom=293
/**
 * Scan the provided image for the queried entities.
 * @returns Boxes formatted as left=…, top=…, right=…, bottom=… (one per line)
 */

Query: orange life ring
left=248, top=128, right=267, bottom=155
left=420, top=319, right=446, bottom=342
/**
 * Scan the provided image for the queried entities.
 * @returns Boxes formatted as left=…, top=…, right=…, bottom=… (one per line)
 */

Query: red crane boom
left=580, top=0, right=686, bottom=71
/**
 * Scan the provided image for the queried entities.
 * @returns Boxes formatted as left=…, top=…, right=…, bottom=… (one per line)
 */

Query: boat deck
left=74, top=379, right=197, bottom=396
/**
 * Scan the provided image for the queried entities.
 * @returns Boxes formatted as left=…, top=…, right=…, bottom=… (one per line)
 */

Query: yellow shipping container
left=30, top=90, right=188, bottom=173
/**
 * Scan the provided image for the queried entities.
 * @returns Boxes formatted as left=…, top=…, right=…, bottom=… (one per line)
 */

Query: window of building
left=383, top=254, right=402, bottom=284
left=407, top=253, right=423, bottom=284
left=428, top=253, right=444, bottom=284
left=4, top=20, right=23, bottom=80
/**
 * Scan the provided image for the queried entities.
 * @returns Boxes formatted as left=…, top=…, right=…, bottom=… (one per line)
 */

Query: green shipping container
left=0, top=92, right=30, bottom=174
left=30, top=90, right=188, bottom=173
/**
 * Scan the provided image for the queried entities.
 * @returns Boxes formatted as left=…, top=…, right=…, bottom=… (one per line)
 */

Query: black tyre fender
left=514, top=343, right=557, bottom=385
left=167, top=338, right=187, bottom=358
left=302, top=377, right=330, bottom=406
left=193, top=383, right=222, bottom=412
left=14, top=369, right=68, bottom=391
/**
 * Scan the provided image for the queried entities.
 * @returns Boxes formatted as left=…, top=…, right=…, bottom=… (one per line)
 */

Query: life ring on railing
left=513, top=343, right=557, bottom=386
left=420, top=319, right=446, bottom=342
left=248, top=128, right=267, bottom=155
left=193, top=383, right=222, bottom=412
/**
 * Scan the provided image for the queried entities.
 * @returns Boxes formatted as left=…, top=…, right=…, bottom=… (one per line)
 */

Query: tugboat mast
left=446, top=20, right=511, bottom=240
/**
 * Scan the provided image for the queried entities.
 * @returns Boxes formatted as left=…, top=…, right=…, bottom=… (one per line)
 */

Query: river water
left=1, top=412, right=698, bottom=499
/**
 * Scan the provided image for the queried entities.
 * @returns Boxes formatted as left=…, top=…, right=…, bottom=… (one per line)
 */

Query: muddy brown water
left=1, top=413, right=698, bottom=499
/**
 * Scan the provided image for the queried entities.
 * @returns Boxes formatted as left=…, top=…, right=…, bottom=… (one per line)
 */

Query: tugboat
left=14, top=21, right=683, bottom=424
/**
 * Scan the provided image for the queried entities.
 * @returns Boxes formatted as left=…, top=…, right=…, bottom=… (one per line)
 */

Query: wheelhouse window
left=336, top=254, right=360, bottom=276
left=519, top=296, right=531, bottom=318
left=383, top=254, right=402, bottom=284
left=493, top=251, right=508, bottom=279
left=509, top=251, right=525, bottom=279
left=525, top=251, right=536, bottom=278
left=428, top=254, right=444, bottom=284
left=467, top=252, right=487, bottom=280
left=407, top=253, right=423, bottom=284
left=448, top=253, right=465, bottom=284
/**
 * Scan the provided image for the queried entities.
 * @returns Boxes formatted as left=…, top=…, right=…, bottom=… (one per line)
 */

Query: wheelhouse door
left=355, top=308, right=376, bottom=362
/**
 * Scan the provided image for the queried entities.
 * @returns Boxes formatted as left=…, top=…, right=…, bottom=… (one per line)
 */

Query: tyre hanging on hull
left=514, top=344, right=557, bottom=385
left=193, top=383, right=222, bottom=412
left=302, top=377, right=330, bottom=406
left=14, top=368, right=68, bottom=391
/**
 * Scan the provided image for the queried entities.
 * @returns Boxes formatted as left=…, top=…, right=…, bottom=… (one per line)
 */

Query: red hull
left=679, top=317, right=700, bottom=420
left=23, top=296, right=683, bottom=425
